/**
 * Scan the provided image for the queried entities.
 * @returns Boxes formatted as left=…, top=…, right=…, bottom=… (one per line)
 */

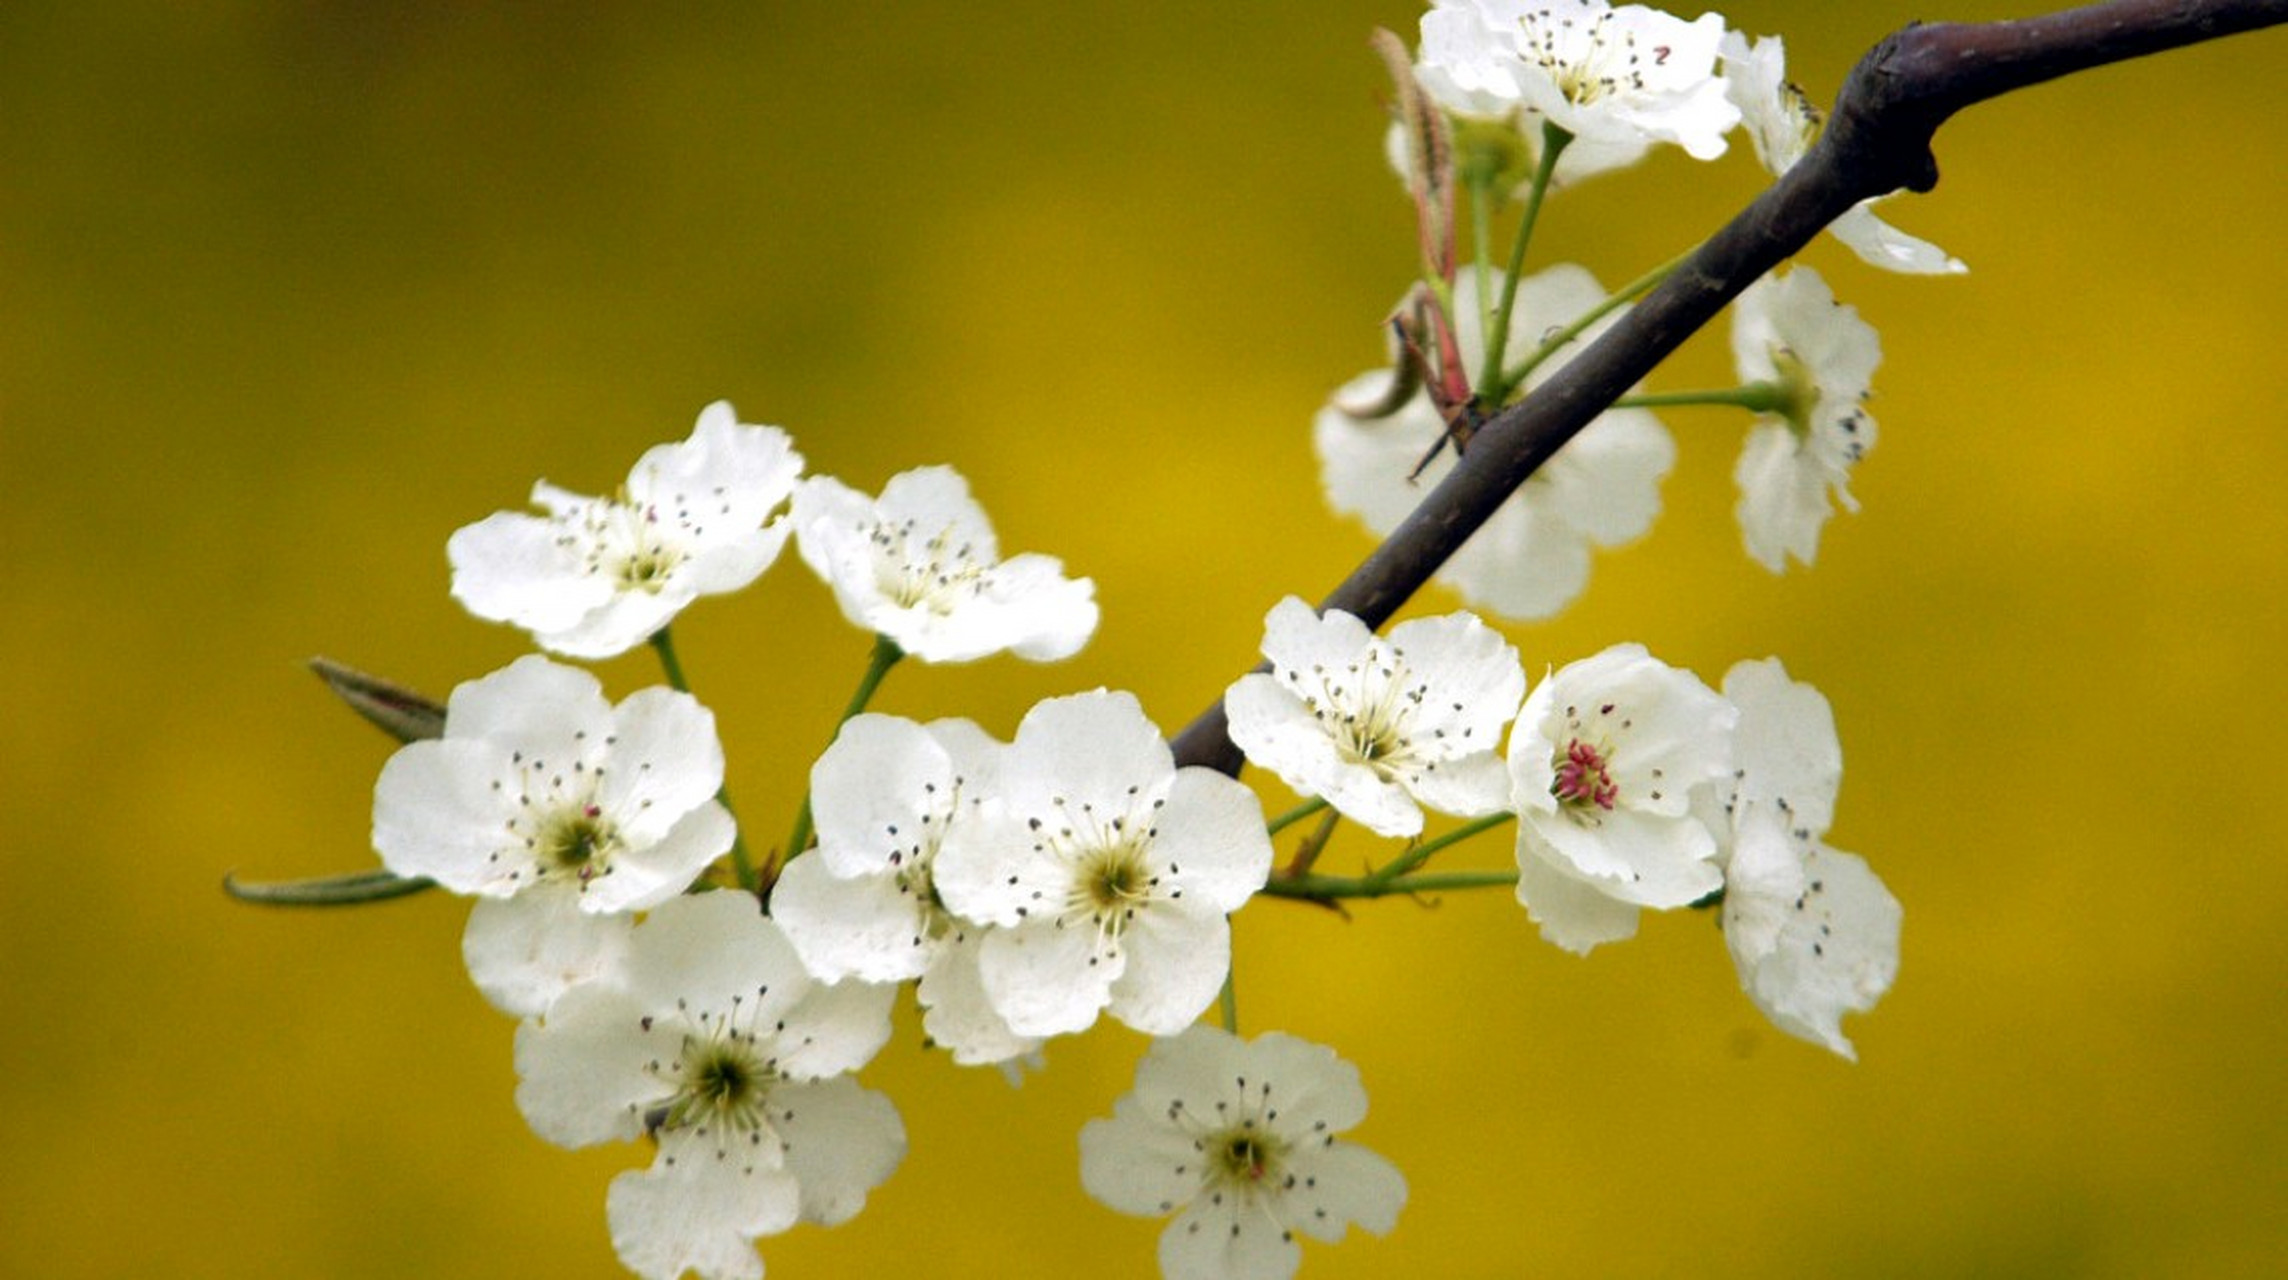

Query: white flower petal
left=1107, top=905, right=1232, bottom=1036
left=606, top=1140, right=798, bottom=1280
left=1720, top=806, right=1809, bottom=965
left=1283, top=1142, right=1407, bottom=1241
left=1829, top=202, right=1967, bottom=275
left=443, top=653, right=611, bottom=756
left=808, top=714, right=959, bottom=879
left=1723, top=657, right=1842, bottom=836
left=916, top=931, right=1043, bottom=1066
left=511, top=981, right=657, bottom=1149
left=771, top=853, right=934, bottom=984
left=772, top=1077, right=906, bottom=1226
left=590, top=800, right=734, bottom=913
left=596, top=688, right=727, bottom=843
left=979, top=920, right=1120, bottom=1038
left=1002, top=690, right=1173, bottom=815
left=1154, top=770, right=1275, bottom=912
left=771, top=977, right=896, bottom=1081
left=462, top=884, right=633, bottom=1017
left=371, top=738, right=524, bottom=894
left=1080, top=1104, right=1208, bottom=1216
left=1159, top=1198, right=1303, bottom=1280
left=618, top=892, right=804, bottom=1030
left=1739, top=845, right=1901, bottom=1059
left=447, top=511, right=612, bottom=634
left=1512, top=837, right=1645, bottom=954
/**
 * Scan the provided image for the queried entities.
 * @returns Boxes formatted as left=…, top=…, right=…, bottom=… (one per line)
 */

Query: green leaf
left=309, top=657, right=446, bottom=742
left=222, top=867, right=437, bottom=907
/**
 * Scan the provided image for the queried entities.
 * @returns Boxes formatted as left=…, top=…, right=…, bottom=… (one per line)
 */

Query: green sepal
left=309, top=657, right=446, bottom=742
left=222, top=867, right=437, bottom=907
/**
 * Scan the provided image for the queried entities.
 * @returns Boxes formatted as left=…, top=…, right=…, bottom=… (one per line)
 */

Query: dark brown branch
left=1172, top=0, right=2286, bottom=773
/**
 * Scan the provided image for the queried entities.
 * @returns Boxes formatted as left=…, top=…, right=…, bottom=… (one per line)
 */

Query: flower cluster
left=1222, top=608, right=1900, bottom=1058
left=1339, top=1, right=1962, bottom=617
left=275, top=6, right=1941, bottom=1279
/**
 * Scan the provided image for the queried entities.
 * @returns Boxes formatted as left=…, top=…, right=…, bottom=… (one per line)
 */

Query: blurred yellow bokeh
left=4, top=2, right=2283, bottom=1277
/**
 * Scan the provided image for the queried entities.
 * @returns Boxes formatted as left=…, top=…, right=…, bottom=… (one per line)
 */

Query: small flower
left=1418, top=0, right=1738, bottom=176
left=932, top=691, right=1273, bottom=1039
left=1712, top=659, right=1900, bottom=1059
left=1721, top=31, right=1966, bottom=275
left=514, top=891, right=902, bottom=1280
left=789, top=465, right=1098, bottom=664
left=1316, top=264, right=1674, bottom=621
left=448, top=401, right=803, bottom=658
left=1080, top=1026, right=1406, bottom=1280
left=1507, top=643, right=1736, bottom=954
left=370, top=656, right=735, bottom=1014
left=770, top=714, right=1042, bottom=1066
left=1225, top=598, right=1524, bottom=837
left=1730, top=266, right=1883, bottom=572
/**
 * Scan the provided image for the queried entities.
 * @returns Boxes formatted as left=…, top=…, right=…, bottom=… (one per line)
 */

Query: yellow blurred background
left=4, top=2, right=2282, bottom=1277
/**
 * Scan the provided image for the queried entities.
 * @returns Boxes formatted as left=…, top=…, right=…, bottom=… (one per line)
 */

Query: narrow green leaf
left=309, top=656, right=446, bottom=742
left=222, top=868, right=437, bottom=907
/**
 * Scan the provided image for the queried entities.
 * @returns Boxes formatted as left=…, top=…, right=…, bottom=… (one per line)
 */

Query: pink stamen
left=1552, top=740, right=1619, bottom=810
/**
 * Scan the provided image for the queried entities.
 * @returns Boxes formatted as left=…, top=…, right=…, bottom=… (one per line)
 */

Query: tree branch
left=1171, top=0, right=2285, bottom=774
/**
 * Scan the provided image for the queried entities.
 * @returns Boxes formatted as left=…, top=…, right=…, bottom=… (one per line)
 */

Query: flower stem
left=1265, top=797, right=1328, bottom=836
left=1611, top=383, right=1788, bottom=413
left=1500, top=245, right=1690, bottom=391
left=1365, top=811, right=1515, bottom=885
left=771, top=634, right=907, bottom=891
left=1218, top=963, right=1239, bottom=1035
left=1468, top=164, right=1496, bottom=368
left=1260, top=868, right=1520, bottom=901
left=650, top=627, right=759, bottom=892
left=1480, top=121, right=1572, bottom=402
left=1282, top=806, right=1344, bottom=879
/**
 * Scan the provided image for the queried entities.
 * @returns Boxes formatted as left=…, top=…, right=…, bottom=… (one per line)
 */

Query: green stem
left=1500, top=246, right=1690, bottom=391
left=1469, top=164, right=1496, bottom=366
left=1480, top=121, right=1572, bottom=401
left=1612, top=383, right=1788, bottom=413
left=776, top=634, right=907, bottom=884
left=651, top=627, right=758, bottom=892
left=1284, top=807, right=1344, bottom=879
left=1260, top=868, right=1520, bottom=901
left=1218, top=962, right=1239, bottom=1034
left=1265, top=797, right=1329, bottom=837
left=1366, top=811, right=1515, bottom=885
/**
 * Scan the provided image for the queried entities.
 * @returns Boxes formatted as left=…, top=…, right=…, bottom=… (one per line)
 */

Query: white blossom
left=1507, top=643, right=1735, bottom=953
left=1721, top=31, right=1966, bottom=275
left=370, top=656, right=734, bottom=1015
left=770, top=714, right=1042, bottom=1066
left=448, top=401, right=803, bottom=659
left=1418, top=0, right=1738, bottom=179
left=373, top=654, right=731, bottom=891
left=1713, top=659, right=1900, bottom=1059
left=1730, top=266, right=1882, bottom=572
left=932, top=691, right=1272, bottom=1039
left=1316, top=265, right=1674, bottom=621
left=514, top=890, right=902, bottom=1280
left=1225, top=598, right=1523, bottom=837
left=1080, top=1026, right=1406, bottom=1280
left=789, top=465, right=1098, bottom=664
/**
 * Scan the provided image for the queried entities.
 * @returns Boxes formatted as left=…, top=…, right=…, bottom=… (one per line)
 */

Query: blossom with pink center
left=1506, top=643, right=1735, bottom=953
